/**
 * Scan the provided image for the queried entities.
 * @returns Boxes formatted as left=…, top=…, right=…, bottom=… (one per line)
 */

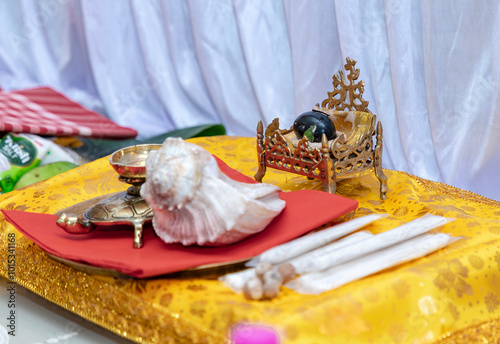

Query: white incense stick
left=220, top=230, right=374, bottom=293
left=246, top=214, right=386, bottom=267
left=286, top=213, right=453, bottom=274
left=286, top=233, right=458, bottom=294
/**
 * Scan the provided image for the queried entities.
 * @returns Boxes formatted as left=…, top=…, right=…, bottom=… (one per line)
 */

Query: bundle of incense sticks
left=220, top=214, right=458, bottom=298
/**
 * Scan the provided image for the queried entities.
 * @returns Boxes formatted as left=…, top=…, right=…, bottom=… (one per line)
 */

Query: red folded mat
left=0, top=87, right=137, bottom=139
left=2, top=158, right=358, bottom=278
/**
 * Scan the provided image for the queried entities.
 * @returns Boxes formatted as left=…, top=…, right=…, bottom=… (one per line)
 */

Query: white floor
left=0, top=277, right=133, bottom=344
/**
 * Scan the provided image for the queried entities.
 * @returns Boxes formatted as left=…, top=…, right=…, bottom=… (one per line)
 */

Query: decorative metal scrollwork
left=255, top=57, right=388, bottom=200
left=321, top=57, right=370, bottom=113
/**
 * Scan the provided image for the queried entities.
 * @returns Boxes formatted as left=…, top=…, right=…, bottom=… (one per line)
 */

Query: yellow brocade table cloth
left=1, top=136, right=500, bottom=344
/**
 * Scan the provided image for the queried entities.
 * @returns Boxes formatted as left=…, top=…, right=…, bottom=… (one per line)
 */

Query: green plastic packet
left=0, top=133, right=50, bottom=193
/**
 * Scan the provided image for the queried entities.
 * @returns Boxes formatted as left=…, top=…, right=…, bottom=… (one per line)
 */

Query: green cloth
left=74, top=124, right=226, bottom=161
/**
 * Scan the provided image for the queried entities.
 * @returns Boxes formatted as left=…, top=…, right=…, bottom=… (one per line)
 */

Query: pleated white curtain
left=1, top=0, right=499, bottom=202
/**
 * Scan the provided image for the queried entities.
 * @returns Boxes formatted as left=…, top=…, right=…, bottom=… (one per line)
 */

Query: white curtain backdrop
left=1, top=0, right=499, bottom=201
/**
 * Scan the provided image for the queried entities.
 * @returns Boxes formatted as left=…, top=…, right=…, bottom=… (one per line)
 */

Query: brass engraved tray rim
left=45, top=251, right=250, bottom=279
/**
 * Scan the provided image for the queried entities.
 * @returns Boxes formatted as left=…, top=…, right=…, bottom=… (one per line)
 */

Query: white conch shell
left=140, top=137, right=286, bottom=246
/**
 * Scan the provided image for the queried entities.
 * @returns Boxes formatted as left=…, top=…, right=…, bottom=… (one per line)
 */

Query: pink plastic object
left=231, top=324, right=279, bottom=344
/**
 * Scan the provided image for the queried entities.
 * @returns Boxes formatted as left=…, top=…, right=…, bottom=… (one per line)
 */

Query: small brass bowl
left=109, top=144, right=162, bottom=179
left=57, top=144, right=162, bottom=249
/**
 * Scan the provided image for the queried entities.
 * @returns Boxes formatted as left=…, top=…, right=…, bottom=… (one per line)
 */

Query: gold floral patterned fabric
left=1, top=135, right=500, bottom=344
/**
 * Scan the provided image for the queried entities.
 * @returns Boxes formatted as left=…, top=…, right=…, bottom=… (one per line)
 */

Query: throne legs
left=322, top=178, right=337, bottom=194
left=254, top=121, right=267, bottom=182
left=374, top=163, right=388, bottom=200
left=374, top=121, right=388, bottom=200
left=254, top=153, right=266, bottom=182
left=321, top=134, right=337, bottom=194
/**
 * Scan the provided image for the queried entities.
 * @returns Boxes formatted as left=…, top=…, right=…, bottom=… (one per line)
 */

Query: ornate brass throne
left=254, top=57, right=388, bottom=199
